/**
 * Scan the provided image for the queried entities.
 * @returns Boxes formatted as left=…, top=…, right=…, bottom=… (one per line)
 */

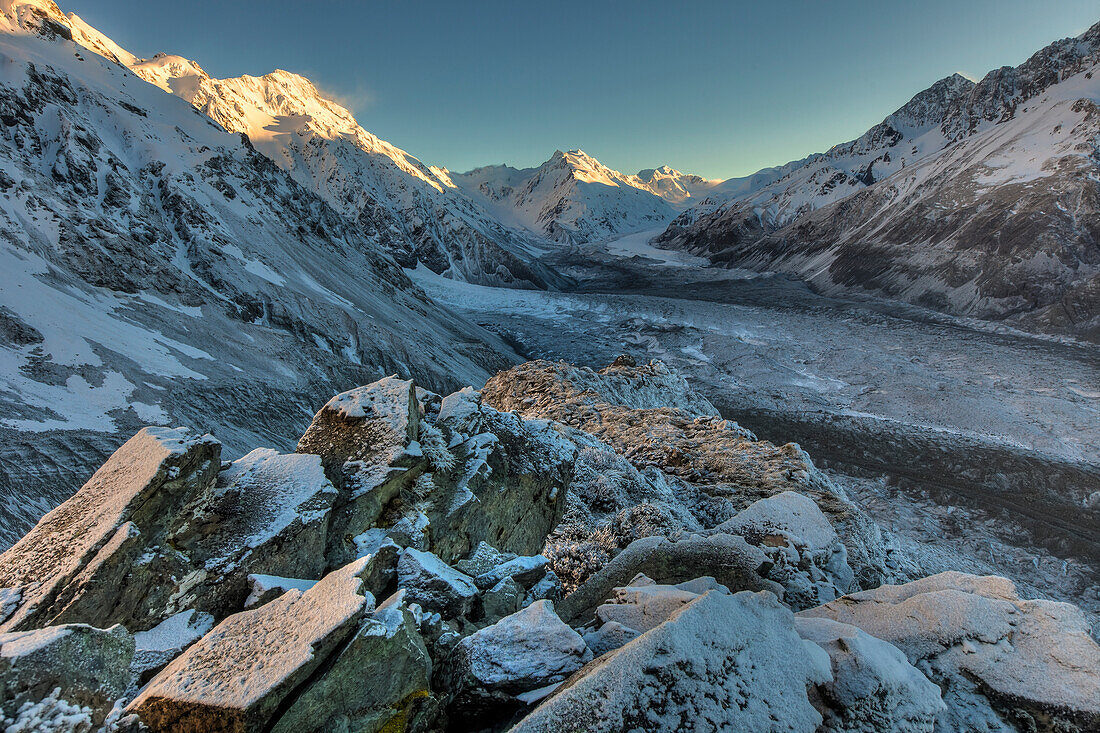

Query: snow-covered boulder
left=525, top=570, right=564, bottom=606
left=582, top=620, right=641, bottom=657
left=794, top=616, right=944, bottom=732
left=129, top=557, right=377, bottom=732
left=594, top=574, right=730, bottom=633
left=0, top=623, right=135, bottom=726
left=718, top=491, right=854, bottom=608
left=297, top=376, right=420, bottom=477
left=512, top=591, right=830, bottom=733
left=0, top=428, right=221, bottom=632
left=443, top=600, right=591, bottom=727
left=397, top=548, right=479, bottom=619
left=800, top=572, right=1100, bottom=731
left=131, top=609, right=215, bottom=685
left=482, top=577, right=524, bottom=622
left=556, top=533, right=781, bottom=624
left=448, top=600, right=590, bottom=693
left=455, top=541, right=517, bottom=577
left=271, top=603, right=434, bottom=733
left=473, top=554, right=549, bottom=590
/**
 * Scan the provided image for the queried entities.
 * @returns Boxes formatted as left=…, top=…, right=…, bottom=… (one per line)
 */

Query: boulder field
left=0, top=358, right=1097, bottom=732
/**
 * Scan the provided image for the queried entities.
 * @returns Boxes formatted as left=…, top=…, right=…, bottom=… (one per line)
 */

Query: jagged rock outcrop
left=0, top=428, right=222, bottom=632
left=296, top=377, right=576, bottom=566
left=482, top=359, right=891, bottom=592
left=1, top=360, right=1098, bottom=732
left=0, top=428, right=359, bottom=632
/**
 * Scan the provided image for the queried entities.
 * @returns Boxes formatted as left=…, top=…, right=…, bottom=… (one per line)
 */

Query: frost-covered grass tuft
left=544, top=523, right=619, bottom=594
left=410, top=471, right=436, bottom=501
left=571, top=447, right=628, bottom=513
left=0, top=689, right=94, bottom=733
left=420, top=424, right=456, bottom=473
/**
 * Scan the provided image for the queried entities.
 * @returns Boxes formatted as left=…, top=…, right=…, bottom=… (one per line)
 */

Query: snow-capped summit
left=632, top=165, right=725, bottom=206
left=126, top=59, right=565, bottom=288
left=455, top=149, right=683, bottom=244
left=12, top=2, right=559, bottom=288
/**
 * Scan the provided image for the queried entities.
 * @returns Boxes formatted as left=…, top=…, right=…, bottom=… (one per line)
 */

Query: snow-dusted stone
left=0, top=623, right=135, bottom=726
left=718, top=491, right=855, bottom=608
left=169, top=448, right=339, bottom=616
left=512, top=591, right=830, bottom=733
left=794, top=616, right=944, bottom=732
left=429, top=388, right=576, bottom=561
left=129, top=557, right=377, bottom=733
left=525, top=570, right=564, bottom=606
left=271, top=604, right=433, bottom=733
left=556, top=533, right=781, bottom=624
left=243, top=575, right=317, bottom=609
left=131, top=609, right=215, bottom=685
left=482, top=577, right=524, bottom=622
left=474, top=554, right=548, bottom=590
left=582, top=621, right=641, bottom=657
left=0, top=428, right=221, bottom=632
left=455, top=542, right=517, bottom=577
left=397, top=548, right=479, bottom=619
left=719, top=491, right=838, bottom=549
left=595, top=575, right=730, bottom=633
left=446, top=600, right=591, bottom=694
left=297, top=376, right=420, bottom=473
left=800, top=572, right=1100, bottom=731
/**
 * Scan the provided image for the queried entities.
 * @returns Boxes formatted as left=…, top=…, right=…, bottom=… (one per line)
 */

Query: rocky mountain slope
left=0, top=0, right=519, bottom=546
left=454, top=150, right=729, bottom=244
left=45, top=8, right=562, bottom=290
left=656, top=25, right=1100, bottom=342
left=1, top=358, right=1097, bottom=732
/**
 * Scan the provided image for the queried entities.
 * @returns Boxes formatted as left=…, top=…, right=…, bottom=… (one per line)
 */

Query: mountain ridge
left=654, top=22, right=1100, bottom=342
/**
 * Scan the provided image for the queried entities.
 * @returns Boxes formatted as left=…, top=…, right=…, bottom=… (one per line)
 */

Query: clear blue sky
left=67, top=0, right=1099, bottom=179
